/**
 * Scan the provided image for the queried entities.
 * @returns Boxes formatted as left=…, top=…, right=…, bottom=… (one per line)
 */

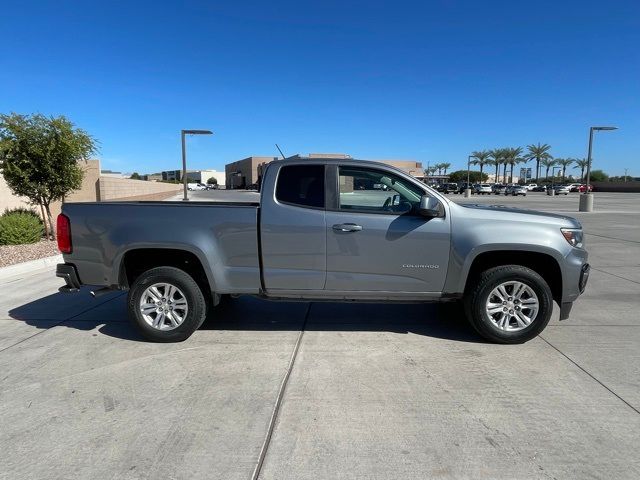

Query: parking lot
left=1, top=191, right=639, bottom=479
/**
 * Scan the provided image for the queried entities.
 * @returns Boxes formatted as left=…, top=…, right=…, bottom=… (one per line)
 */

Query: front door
left=325, top=165, right=450, bottom=293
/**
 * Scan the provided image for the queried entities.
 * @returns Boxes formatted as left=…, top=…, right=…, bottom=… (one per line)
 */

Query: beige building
left=225, top=156, right=277, bottom=189
left=224, top=153, right=424, bottom=190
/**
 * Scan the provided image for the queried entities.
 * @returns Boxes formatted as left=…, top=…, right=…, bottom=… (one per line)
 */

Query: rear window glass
left=275, top=165, right=325, bottom=208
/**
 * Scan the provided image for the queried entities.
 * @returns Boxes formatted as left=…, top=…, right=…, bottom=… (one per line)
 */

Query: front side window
left=338, top=166, right=424, bottom=214
left=275, top=165, right=325, bottom=208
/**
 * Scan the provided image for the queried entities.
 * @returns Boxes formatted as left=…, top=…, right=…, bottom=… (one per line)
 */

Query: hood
left=460, top=203, right=582, bottom=228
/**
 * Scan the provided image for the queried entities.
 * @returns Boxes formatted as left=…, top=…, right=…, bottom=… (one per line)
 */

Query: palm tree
left=556, top=158, right=574, bottom=182
left=504, top=147, right=524, bottom=183
left=470, top=150, right=491, bottom=179
left=441, top=163, right=451, bottom=175
left=433, top=163, right=443, bottom=175
left=526, top=143, right=553, bottom=181
left=573, top=158, right=589, bottom=180
left=540, top=158, right=557, bottom=181
left=489, top=148, right=504, bottom=183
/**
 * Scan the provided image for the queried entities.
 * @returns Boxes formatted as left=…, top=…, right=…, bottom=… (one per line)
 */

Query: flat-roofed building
left=225, top=156, right=277, bottom=189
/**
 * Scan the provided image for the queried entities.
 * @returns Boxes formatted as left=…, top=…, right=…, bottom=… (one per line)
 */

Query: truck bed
left=61, top=201, right=262, bottom=293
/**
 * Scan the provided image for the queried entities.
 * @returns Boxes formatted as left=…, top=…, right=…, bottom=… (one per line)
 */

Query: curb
left=0, top=254, right=63, bottom=278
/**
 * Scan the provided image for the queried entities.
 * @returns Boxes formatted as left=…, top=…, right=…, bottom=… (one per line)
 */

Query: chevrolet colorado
left=56, top=157, right=589, bottom=343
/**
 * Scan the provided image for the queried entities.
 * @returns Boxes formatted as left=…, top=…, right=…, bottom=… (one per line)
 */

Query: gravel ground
left=0, top=240, right=60, bottom=268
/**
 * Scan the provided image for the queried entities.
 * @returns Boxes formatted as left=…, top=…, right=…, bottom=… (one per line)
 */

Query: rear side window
left=275, top=165, right=325, bottom=208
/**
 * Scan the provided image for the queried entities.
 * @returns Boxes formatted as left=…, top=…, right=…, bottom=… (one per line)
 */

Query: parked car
left=474, top=184, right=493, bottom=195
left=437, top=183, right=459, bottom=194
left=187, top=183, right=206, bottom=191
left=492, top=184, right=507, bottom=195
left=205, top=183, right=218, bottom=190
left=455, top=182, right=474, bottom=194
left=56, top=156, right=589, bottom=345
left=532, top=185, right=547, bottom=192
left=577, top=184, right=593, bottom=192
left=553, top=185, right=571, bottom=195
left=568, top=183, right=583, bottom=192
left=524, top=183, right=538, bottom=191
left=505, top=185, right=527, bottom=196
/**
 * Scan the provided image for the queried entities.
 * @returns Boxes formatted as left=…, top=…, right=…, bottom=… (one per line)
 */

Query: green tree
left=525, top=143, right=552, bottom=181
left=441, top=162, right=451, bottom=175
left=130, top=172, right=141, bottom=180
left=0, top=113, right=97, bottom=239
left=448, top=170, right=488, bottom=183
left=206, top=176, right=218, bottom=185
left=470, top=150, right=491, bottom=178
left=589, top=169, right=608, bottom=182
left=556, top=158, right=574, bottom=182
left=540, top=157, right=557, bottom=181
left=573, top=158, right=589, bottom=180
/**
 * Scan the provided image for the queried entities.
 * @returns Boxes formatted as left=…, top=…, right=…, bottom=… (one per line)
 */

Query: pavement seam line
left=589, top=266, right=640, bottom=285
left=251, top=302, right=312, bottom=480
left=584, top=232, right=640, bottom=245
left=539, top=335, right=640, bottom=416
left=0, top=292, right=125, bottom=355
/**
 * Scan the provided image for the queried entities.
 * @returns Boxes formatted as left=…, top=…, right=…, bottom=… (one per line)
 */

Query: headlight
left=561, top=228, right=584, bottom=248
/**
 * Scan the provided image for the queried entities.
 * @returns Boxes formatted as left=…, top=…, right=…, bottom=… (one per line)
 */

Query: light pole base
left=578, top=193, right=594, bottom=212
left=464, top=189, right=472, bottom=198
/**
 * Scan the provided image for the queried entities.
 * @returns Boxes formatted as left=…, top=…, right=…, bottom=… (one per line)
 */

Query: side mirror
left=418, top=195, right=440, bottom=217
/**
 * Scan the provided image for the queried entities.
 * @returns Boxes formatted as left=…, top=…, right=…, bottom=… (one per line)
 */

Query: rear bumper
left=56, top=263, right=81, bottom=292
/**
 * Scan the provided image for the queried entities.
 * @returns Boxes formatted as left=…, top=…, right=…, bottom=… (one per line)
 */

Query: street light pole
left=465, top=155, right=475, bottom=198
left=580, top=126, right=617, bottom=212
left=181, top=129, right=213, bottom=201
left=550, top=165, right=562, bottom=195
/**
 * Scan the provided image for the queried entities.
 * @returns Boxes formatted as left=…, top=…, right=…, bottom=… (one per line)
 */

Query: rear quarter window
left=275, top=165, right=325, bottom=208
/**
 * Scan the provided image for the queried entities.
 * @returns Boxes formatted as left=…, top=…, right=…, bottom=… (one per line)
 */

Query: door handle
left=332, top=223, right=363, bottom=232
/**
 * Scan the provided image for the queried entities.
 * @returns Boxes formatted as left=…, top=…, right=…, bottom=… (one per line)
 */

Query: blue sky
left=1, top=1, right=638, bottom=176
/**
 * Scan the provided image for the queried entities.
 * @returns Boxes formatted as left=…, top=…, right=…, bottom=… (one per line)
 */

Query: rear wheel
left=128, top=266, right=207, bottom=342
left=465, top=265, right=553, bottom=344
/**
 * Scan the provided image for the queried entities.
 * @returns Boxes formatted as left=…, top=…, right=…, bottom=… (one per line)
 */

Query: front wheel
left=464, top=265, right=553, bottom=344
left=127, top=266, right=207, bottom=342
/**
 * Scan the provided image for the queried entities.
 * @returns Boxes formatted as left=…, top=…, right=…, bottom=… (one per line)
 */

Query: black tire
left=464, top=265, right=553, bottom=344
left=128, top=266, right=207, bottom=342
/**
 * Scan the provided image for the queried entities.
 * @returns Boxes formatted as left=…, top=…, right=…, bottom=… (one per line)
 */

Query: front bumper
left=56, top=263, right=81, bottom=292
left=579, top=263, right=590, bottom=293
left=558, top=249, right=590, bottom=320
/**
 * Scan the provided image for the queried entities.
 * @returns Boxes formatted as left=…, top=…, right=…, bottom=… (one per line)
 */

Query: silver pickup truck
left=56, top=157, right=589, bottom=344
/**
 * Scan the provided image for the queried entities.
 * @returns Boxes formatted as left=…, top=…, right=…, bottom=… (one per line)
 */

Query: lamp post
left=181, top=129, right=213, bottom=201
left=549, top=165, right=562, bottom=196
left=465, top=155, right=476, bottom=198
left=579, top=126, right=617, bottom=212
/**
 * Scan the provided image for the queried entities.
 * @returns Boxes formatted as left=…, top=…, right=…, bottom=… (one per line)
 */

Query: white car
left=187, top=183, right=206, bottom=191
left=524, top=183, right=538, bottom=191
left=474, top=184, right=493, bottom=195
left=553, top=185, right=571, bottom=195
left=567, top=183, right=583, bottom=192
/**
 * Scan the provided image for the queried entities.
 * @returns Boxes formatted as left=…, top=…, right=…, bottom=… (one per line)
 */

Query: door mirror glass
left=418, top=195, right=440, bottom=217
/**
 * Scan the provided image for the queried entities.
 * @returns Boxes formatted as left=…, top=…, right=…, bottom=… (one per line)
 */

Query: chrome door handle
left=332, top=223, right=363, bottom=232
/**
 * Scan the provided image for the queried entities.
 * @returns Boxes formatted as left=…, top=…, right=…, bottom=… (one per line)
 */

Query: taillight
left=57, top=214, right=72, bottom=254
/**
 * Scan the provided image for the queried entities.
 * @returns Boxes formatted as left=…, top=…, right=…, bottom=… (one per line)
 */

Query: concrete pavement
left=0, top=192, right=639, bottom=479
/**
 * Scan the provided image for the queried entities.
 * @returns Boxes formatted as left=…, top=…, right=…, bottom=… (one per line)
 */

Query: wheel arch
left=117, top=247, right=214, bottom=295
left=462, top=249, right=563, bottom=304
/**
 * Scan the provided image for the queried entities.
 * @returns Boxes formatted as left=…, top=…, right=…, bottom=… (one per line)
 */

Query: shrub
left=0, top=211, right=44, bottom=245
left=3, top=207, right=41, bottom=219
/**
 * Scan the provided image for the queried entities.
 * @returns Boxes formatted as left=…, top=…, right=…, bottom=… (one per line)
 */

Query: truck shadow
left=8, top=291, right=483, bottom=344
